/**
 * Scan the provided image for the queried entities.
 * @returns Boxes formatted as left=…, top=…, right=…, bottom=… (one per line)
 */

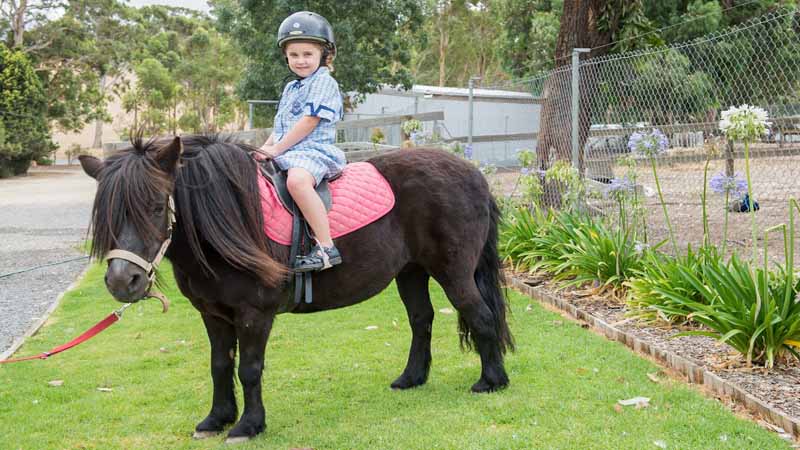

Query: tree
left=411, top=1, right=508, bottom=87
left=495, top=0, right=563, bottom=78
left=173, top=26, right=245, bottom=133
left=0, top=0, right=61, bottom=48
left=214, top=0, right=423, bottom=124
left=120, top=5, right=246, bottom=134
left=537, top=0, right=645, bottom=177
left=15, top=0, right=141, bottom=144
left=134, top=57, right=178, bottom=134
left=0, top=43, right=53, bottom=176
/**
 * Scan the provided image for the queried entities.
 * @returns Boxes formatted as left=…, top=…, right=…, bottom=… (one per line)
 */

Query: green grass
left=0, top=263, right=790, bottom=450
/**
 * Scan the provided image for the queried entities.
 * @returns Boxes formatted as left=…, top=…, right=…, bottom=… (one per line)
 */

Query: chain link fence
left=483, top=7, right=800, bottom=262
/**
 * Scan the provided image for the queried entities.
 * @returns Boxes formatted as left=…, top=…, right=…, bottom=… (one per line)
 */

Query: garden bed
left=509, top=272, right=800, bottom=442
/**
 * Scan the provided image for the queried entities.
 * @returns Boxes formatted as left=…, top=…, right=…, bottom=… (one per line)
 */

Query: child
left=259, top=11, right=346, bottom=272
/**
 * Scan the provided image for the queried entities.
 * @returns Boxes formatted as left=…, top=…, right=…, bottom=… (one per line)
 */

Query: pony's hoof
left=193, top=430, right=221, bottom=439
left=471, top=377, right=508, bottom=393
left=225, top=436, right=251, bottom=444
left=390, top=374, right=426, bottom=390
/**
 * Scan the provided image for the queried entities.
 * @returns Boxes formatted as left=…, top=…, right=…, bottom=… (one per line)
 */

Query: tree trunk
left=92, top=75, right=107, bottom=148
left=12, top=0, right=26, bottom=48
left=437, top=9, right=449, bottom=87
left=537, top=0, right=627, bottom=205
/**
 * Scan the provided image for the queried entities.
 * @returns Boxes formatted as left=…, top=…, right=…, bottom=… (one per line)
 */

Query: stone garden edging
left=508, top=274, right=800, bottom=440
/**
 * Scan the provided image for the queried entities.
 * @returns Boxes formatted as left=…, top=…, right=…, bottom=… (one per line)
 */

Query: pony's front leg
left=194, top=313, right=238, bottom=439
left=225, top=307, right=276, bottom=444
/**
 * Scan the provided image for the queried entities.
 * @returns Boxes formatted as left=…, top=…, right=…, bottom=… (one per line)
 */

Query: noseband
left=104, top=195, right=176, bottom=312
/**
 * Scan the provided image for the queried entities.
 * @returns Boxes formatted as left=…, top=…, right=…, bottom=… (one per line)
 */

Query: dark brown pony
left=78, top=135, right=513, bottom=443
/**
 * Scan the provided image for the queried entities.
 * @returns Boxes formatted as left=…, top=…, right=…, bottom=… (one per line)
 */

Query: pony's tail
left=459, top=196, right=515, bottom=354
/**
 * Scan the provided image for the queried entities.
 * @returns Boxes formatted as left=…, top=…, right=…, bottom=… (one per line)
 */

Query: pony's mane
left=88, top=134, right=286, bottom=288
left=174, top=135, right=286, bottom=287
left=88, top=135, right=172, bottom=262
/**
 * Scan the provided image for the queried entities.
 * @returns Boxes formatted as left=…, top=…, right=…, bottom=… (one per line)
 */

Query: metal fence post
left=571, top=48, right=590, bottom=171
left=248, top=102, right=254, bottom=130
left=468, top=76, right=481, bottom=150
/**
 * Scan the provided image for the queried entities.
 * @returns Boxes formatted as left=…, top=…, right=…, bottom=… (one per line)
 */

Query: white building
left=345, top=84, right=543, bottom=165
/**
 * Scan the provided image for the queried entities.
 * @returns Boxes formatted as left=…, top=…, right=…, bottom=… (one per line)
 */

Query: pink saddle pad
left=258, top=162, right=395, bottom=245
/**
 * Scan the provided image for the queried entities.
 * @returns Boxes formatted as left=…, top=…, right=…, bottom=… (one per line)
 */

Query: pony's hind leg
left=391, top=264, right=434, bottom=390
left=194, top=313, right=238, bottom=439
left=436, top=275, right=509, bottom=393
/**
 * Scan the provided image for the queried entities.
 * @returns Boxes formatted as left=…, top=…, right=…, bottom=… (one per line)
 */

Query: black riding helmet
left=277, top=11, right=337, bottom=58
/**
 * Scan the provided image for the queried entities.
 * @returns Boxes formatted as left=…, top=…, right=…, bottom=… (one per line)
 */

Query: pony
left=78, top=135, right=513, bottom=443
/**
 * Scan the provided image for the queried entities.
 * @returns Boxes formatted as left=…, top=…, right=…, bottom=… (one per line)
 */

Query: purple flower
left=628, top=128, right=669, bottom=158
left=520, top=167, right=530, bottom=176
left=464, top=144, right=474, bottom=160
left=606, top=176, right=635, bottom=199
left=709, top=172, right=747, bottom=196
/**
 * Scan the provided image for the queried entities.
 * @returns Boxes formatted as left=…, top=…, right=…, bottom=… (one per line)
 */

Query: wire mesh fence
left=483, top=7, right=800, bottom=263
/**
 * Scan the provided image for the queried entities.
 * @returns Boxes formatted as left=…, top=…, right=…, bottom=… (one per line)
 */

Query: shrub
left=65, top=143, right=82, bottom=165
left=558, top=217, right=644, bottom=294
left=626, top=246, right=720, bottom=324
left=370, top=127, right=385, bottom=145
left=673, top=253, right=800, bottom=367
left=0, top=44, right=53, bottom=177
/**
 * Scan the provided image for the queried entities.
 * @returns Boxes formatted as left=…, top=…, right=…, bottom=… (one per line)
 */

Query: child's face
left=284, top=41, right=322, bottom=78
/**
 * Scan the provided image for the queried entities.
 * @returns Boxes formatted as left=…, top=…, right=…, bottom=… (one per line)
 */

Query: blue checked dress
left=273, top=67, right=346, bottom=185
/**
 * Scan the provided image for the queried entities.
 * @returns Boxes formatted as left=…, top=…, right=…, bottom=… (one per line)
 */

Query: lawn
left=0, top=263, right=790, bottom=450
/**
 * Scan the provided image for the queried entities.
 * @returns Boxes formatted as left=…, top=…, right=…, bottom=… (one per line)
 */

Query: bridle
left=104, top=195, right=176, bottom=312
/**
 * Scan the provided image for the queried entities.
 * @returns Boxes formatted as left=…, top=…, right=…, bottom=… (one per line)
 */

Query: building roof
left=371, top=84, right=542, bottom=103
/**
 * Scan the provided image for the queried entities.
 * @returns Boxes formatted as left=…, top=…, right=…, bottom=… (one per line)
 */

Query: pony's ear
left=78, top=155, right=103, bottom=180
left=155, top=136, right=183, bottom=174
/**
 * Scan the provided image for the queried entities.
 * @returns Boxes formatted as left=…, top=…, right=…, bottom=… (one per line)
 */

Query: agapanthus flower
left=464, top=144, right=474, bottom=160
left=709, top=172, right=747, bottom=196
left=520, top=167, right=530, bottom=176
left=606, top=176, right=635, bottom=199
left=719, top=104, right=771, bottom=142
left=634, top=242, right=650, bottom=255
left=627, top=128, right=669, bottom=158
left=410, top=131, right=430, bottom=146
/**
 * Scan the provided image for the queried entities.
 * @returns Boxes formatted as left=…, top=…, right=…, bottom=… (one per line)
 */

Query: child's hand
left=256, top=145, right=278, bottom=160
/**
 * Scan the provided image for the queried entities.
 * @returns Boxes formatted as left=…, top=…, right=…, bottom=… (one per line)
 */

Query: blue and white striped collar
left=290, top=66, right=329, bottom=90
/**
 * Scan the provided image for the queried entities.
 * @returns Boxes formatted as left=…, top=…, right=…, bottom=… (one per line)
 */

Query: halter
left=104, top=195, right=176, bottom=313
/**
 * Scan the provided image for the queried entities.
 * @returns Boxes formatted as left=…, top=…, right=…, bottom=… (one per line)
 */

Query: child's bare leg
left=286, top=168, right=333, bottom=247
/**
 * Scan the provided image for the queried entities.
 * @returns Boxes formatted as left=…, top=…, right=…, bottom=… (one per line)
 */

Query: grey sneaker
left=293, top=244, right=342, bottom=273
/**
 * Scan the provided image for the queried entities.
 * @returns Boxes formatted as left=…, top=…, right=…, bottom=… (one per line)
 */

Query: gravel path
left=0, top=167, right=96, bottom=356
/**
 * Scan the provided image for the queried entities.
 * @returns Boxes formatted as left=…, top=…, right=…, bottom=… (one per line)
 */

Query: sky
left=123, top=0, right=211, bottom=13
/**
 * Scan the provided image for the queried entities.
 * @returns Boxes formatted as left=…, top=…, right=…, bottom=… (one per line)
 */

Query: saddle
left=255, top=157, right=396, bottom=311
left=259, top=159, right=337, bottom=213
left=258, top=159, right=340, bottom=309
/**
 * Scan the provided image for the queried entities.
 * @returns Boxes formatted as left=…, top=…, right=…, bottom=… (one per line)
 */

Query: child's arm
left=263, top=116, right=321, bottom=157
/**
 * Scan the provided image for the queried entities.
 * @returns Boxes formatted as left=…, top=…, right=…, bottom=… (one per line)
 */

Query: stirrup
left=293, top=244, right=342, bottom=273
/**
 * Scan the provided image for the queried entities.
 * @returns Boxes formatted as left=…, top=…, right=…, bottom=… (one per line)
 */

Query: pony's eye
left=153, top=205, right=165, bottom=215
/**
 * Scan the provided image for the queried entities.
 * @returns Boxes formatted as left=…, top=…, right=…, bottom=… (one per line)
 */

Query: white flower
left=719, top=104, right=771, bottom=142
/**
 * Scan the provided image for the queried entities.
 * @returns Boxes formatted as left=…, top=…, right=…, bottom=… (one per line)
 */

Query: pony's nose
left=105, top=259, right=147, bottom=301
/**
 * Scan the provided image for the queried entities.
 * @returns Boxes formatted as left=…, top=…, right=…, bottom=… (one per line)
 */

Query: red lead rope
left=0, top=305, right=129, bottom=364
